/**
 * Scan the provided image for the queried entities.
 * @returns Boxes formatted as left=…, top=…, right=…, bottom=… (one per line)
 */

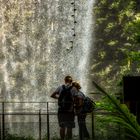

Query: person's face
left=65, top=81, right=71, bottom=85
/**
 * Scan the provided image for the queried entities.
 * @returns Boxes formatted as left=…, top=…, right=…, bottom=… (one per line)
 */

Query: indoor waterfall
left=0, top=0, right=95, bottom=138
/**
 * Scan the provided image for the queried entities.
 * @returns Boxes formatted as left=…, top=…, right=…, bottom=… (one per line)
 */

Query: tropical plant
left=92, top=80, right=140, bottom=140
left=92, top=0, right=139, bottom=91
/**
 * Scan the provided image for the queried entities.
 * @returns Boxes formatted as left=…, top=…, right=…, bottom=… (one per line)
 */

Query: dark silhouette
left=72, top=81, right=90, bottom=140
left=51, top=75, right=77, bottom=140
left=123, top=76, right=140, bottom=124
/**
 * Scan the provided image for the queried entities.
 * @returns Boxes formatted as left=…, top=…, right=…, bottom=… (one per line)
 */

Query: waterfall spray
left=0, top=0, right=95, bottom=138
left=72, top=0, right=95, bottom=93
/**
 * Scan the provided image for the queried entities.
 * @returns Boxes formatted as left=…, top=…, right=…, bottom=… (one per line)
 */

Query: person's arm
left=50, top=91, right=59, bottom=99
left=50, top=86, right=61, bottom=99
left=78, top=97, right=84, bottom=107
left=74, top=96, right=84, bottom=114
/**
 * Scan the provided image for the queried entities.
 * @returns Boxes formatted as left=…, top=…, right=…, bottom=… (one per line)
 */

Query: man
left=51, top=75, right=77, bottom=140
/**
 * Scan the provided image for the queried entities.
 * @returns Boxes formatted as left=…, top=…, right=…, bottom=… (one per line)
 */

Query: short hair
left=64, top=75, right=72, bottom=83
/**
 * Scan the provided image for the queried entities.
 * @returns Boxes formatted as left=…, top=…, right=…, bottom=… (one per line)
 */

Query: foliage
left=5, top=133, right=34, bottom=140
left=4, top=131, right=61, bottom=140
left=92, top=80, right=140, bottom=140
left=42, top=134, right=67, bottom=140
left=92, top=0, right=140, bottom=91
left=94, top=115, right=123, bottom=140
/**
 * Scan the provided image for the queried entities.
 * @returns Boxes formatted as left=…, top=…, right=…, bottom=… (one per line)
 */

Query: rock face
left=0, top=0, right=95, bottom=101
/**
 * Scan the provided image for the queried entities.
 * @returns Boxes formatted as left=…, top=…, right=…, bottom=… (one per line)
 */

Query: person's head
left=72, top=81, right=81, bottom=90
left=64, top=75, right=73, bottom=84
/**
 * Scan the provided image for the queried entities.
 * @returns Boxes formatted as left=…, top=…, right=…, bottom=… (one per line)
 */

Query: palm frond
left=92, top=80, right=140, bottom=140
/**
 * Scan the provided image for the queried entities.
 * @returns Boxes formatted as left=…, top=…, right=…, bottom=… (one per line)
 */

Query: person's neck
left=65, top=83, right=71, bottom=86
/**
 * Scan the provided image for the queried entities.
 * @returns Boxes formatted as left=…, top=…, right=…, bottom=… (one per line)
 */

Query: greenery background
left=92, top=0, right=140, bottom=93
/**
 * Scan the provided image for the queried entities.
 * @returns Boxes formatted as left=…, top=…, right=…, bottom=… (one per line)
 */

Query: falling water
left=75, top=0, right=95, bottom=93
left=0, top=0, right=95, bottom=138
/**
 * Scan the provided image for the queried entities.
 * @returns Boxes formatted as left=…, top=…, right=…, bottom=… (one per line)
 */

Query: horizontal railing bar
left=0, top=101, right=57, bottom=103
left=0, top=112, right=57, bottom=115
left=0, top=111, right=116, bottom=116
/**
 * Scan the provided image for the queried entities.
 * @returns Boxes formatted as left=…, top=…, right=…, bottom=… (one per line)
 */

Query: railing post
left=0, top=103, right=1, bottom=140
left=2, top=102, right=5, bottom=140
left=91, top=111, right=95, bottom=140
left=39, top=109, right=41, bottom=140
left=0, top=103, right=2, bottom=140
left=47, top=102, right=50, bottom=140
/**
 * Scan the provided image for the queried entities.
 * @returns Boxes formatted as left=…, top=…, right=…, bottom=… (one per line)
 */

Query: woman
left=72, top=82, right=90, bottom=140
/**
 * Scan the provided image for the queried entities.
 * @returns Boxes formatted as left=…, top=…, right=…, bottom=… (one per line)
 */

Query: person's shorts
left=58, top=111, right=75, bottom=128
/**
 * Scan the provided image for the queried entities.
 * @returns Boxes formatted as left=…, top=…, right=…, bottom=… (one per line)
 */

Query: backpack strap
left=79, top=91, right=86, bottom=99
left=62, top=85, right=65, bottom=90
left=62, top=85, right=73, bottom=91
left=61, top=85, right=70, bottom=93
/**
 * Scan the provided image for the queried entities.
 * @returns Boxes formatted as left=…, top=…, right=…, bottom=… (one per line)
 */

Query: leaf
left=92, top=81, right=140, bottom=140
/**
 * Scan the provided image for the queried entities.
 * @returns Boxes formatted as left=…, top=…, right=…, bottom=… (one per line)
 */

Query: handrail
left=0, top=101, right=57, bottom=103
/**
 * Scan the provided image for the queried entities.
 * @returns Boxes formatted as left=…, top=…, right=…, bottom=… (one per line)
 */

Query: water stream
left=0, top=0, right=95, bottom=138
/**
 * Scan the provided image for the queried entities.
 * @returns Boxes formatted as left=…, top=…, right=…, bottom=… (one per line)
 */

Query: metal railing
left=0, top=102, right=121, bottom=140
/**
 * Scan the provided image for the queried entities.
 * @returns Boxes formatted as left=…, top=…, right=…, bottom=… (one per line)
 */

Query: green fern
left=92, top=81, right=140, bottom=140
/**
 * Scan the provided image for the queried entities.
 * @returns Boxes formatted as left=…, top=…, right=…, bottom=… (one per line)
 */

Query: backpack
left=58, top=85, right=73, bottom=112
left=74, top=91, right=96, bottom=113
left=82, top=96, right=96, bottom=113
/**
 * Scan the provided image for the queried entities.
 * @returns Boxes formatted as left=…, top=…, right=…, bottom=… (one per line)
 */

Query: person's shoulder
left=79, top=91, right=84, bottom=95
left=71, top=86, right=78, bottom=92
left=71, top=86, right=77, bottom=90
left=79, top=91, right=85, bottom=98
left=56, top=85, right=64, bottom=92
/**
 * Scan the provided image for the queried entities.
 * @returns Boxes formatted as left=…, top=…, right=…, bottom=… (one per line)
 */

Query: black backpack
left=82, top=96, right=96, bottom=113
left=74, top=92, right=96, bottom=113
left=58, top=85, right=73, bottom=112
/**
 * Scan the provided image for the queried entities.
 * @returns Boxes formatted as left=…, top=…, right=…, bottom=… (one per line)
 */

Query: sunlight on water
left=0, top=0, right=95, bottom=102
left=77, top=0, right=95, bottom=93
left=0, top=0, right=95, bottom=138
left=0, top=0, right=95, bottom=106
